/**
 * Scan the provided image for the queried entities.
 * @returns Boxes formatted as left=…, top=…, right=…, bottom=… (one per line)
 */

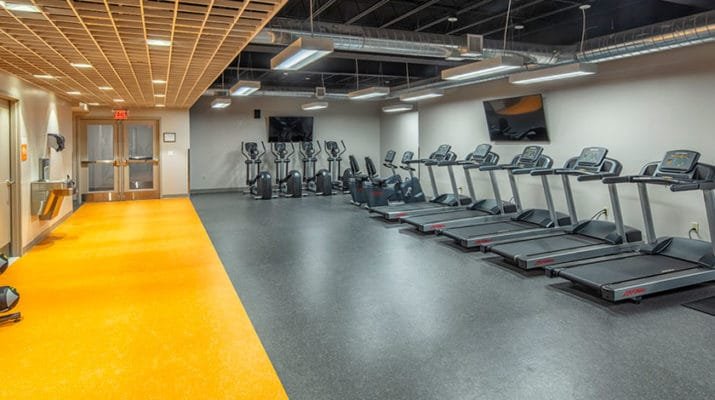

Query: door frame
left=75, top=117, right=161, bottom=204
left=0, top=93, right=22, bottom=256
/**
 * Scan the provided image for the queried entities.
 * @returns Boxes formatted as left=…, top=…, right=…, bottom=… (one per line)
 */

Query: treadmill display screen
left=433, top=144, right=452, bottom=158
left=401, top=151, right=414, bottom=163
left=473, top=144, right=492, bottom=159
left=576, top=147, right=608, bottom=166
left=520, top=145, right=543, bottom=162
left=661, top=150, right=699, bottom=172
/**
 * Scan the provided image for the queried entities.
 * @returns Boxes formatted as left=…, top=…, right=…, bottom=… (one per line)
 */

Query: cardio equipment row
left=240, top=140, right=354, bottom=199
left=349, top=143, right=715, bottom=303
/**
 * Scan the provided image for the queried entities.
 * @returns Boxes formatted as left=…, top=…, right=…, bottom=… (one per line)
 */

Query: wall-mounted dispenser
left=32, top=133, right=73, bottom=220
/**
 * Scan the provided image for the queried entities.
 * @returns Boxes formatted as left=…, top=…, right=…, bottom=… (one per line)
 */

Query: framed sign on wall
left=163, top=132, right=176, bottom=143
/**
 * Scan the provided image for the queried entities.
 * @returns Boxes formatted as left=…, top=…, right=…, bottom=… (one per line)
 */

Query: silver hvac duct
left=577, top=9, right=715, bottom=62
left=256, top=18, right=563, bottom=64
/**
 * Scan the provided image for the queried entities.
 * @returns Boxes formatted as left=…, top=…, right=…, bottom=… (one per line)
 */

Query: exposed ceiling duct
left=576, top=9, right=715, bottom=62
left=253, top=18, right=564, bottom=64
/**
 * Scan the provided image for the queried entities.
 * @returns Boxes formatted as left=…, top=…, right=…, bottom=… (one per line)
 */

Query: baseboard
left=22, top=210, right=74, bottom=254
left=190, top=187, right=243, bottom=195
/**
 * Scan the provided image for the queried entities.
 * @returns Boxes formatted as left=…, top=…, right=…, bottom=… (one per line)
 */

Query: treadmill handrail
left=530, top=168, right=556, bottom=176
left=602, top=176, right=634, bottom=184
left=512, top=167, right=543, bottom=175
left=577, top=173, right=617, bottom=182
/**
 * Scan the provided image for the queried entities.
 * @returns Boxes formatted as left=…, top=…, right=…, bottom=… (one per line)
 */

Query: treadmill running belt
left=373, top=202, right=442, bottom=212
left=560, top=255, right=699, bottom=288
left=443, top=220, right=536, bottom=240
left=491, top=234, right=604, bottom=257
left=683, top=296, right=715, bottom=316
left=403, top=210, right=488, bottom=225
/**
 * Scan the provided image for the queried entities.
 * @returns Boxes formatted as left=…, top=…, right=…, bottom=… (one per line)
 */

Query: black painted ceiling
left=211, top=0, right=713, bottom=93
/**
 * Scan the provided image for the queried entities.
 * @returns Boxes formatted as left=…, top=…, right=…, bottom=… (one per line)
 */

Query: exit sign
left=113, top=109, right=129, bottom=120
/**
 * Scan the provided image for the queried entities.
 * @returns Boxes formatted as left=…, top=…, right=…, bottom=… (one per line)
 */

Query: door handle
left=5, top=180, right=14, bottom=186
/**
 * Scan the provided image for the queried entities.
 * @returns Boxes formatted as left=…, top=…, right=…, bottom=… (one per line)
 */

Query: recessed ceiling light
left=88, top=102, right=101, bottom=106
left=98, top=86, right=112, bottom=90
left=147, top=38, right=172, bottom=47
left=156, top=104, right=165, bottom=108
left=70, top=63, right=92, bottom=69
left=113, top=99, right=125, bottom=103
left=514, top=24, right=525, bottom=30
left=152, top=79, right=166, bottom=84
left=1, top=2, right=41, bottom=13
left=154, top=94, right=165, bottom=97
left=33, top=74, right=55, bottom=79
left=447, top=16, right=458, bottom=23
left=66, top=91, right=81, bottom=95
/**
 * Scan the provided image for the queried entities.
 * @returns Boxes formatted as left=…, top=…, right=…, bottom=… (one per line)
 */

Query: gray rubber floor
left=192, top=193, right=715, bottom=400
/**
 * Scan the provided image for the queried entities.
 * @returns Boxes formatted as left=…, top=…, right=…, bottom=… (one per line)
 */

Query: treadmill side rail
left=604, top=267, right=715, bottom=301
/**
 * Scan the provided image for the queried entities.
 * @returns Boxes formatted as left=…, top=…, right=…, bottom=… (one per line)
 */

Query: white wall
left=0, top=72, right=74, bottom=249
left=81, top=108, right=190, bottom=197
left=404, top=42, right=715, bottom=240
left=189, top=96, right=381, bottom=191
left=379, top=111, right=419, bottom=176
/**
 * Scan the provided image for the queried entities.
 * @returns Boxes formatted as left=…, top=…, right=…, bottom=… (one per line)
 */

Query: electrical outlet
left=691, top=222, right=700, bottom=233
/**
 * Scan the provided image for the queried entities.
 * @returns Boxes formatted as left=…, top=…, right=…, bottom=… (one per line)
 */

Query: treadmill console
left=401, top=151, right=414, bottom=163
left=574, top=147, right=608, bottom=167
left=471, top=144, right=492, bottom=160
left=432, top=144, right=453, bottom=160
left=659, top=150, right=700, bottom=173
left=384, top=150, right=396, bottom=163
left=516, top=145, right=544, bottom=166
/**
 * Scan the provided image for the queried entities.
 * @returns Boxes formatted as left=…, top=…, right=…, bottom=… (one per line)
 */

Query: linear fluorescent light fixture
left=399, top=88, right=444, bottom=102
left=301, top=101, right=328, bottom=111
left=211, top=97, right=231, bottom=109
left=348, top=86, right=390, bottom=100
left=230, top=80, right=261, bottom=96
left=70, top=63, right=92, bottom=69
left=152, top=79, right=166, bottom=84
left=509, top=63, right=598, bottom=85
left=271, top=37, right=334, bottom=71
left=33, top=74, right=55, bottom=79
left=442, top=55, right=524, bottom=81
left=147, top=38, right=172, bottom=47
left=98, top=86, right=112, bottom=90
left=1, top=2, right=40, bottom=12
left=382, top=104, right=414, bottom=113
left=66, top=91, right=81, bottom=95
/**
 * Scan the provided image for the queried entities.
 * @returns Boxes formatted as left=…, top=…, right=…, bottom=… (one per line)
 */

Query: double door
left=79, top=120, right=160, bottom=202
left=0, top=99, right=11, bottom=253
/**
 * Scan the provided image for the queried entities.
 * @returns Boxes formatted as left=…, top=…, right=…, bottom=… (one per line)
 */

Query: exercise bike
left=241, top=141, right=272, bottom=200
left=271, top=142, right=303, bottom=198
left=347, top=155, right=377, bottom=205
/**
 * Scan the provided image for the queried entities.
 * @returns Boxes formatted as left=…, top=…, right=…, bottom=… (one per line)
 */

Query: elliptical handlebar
left=240, top=141, right=248, bottom=159
left=339, top=140, right=347, bottom=156
left=270, top=142, right=279, bottom=158
left=259, top=141, right=267, bottom=159
left=316, top=141, right=323, bottom=157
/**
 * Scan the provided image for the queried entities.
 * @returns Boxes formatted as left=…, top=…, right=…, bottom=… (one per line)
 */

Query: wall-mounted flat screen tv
left=268, top=117, right=314, bottom=142
left=483, top=94, right=549, bottom=141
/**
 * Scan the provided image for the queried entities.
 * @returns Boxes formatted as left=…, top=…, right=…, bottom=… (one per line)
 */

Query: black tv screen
left=268, top=117, right=314, bottom=142
left=483, top=94, right=549, bottom=141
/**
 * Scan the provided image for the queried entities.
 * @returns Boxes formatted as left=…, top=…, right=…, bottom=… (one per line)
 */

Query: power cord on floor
left=590, top=208, right=607, bottom=220
left=688, top=227, right=701, bottom=239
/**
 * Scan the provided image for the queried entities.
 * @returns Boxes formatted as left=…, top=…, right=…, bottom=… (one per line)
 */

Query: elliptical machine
left=397, top=151, right=425, bottom=204
left=0, top=254, right=21, bottom=325
left=325, top=140, right=351, bottom=193
left=241, top=141, right=272, bottom=200
left=271, top=142, right=303, bottom=198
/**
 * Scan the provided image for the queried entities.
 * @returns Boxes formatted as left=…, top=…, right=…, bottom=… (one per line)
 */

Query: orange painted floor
left=0, top=199, right=287, bottom=400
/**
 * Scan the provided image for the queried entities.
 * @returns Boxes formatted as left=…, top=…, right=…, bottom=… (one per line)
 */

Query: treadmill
left=547, top=150, right=715, bottom=302
left=486, top=147, right=643, bottom=269
left=368, top=144, right=470, bottom=221
left=401, top=144, right=518, bottom=233
left=439, top=146, right=571, bottom=247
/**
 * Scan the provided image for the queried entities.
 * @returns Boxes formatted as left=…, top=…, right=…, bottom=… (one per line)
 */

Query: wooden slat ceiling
left=0, top=0, right=287, bottom=108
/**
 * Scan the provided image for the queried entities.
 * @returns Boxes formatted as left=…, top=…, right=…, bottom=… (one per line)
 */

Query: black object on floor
left=683, top=296, right=715, bottom=316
